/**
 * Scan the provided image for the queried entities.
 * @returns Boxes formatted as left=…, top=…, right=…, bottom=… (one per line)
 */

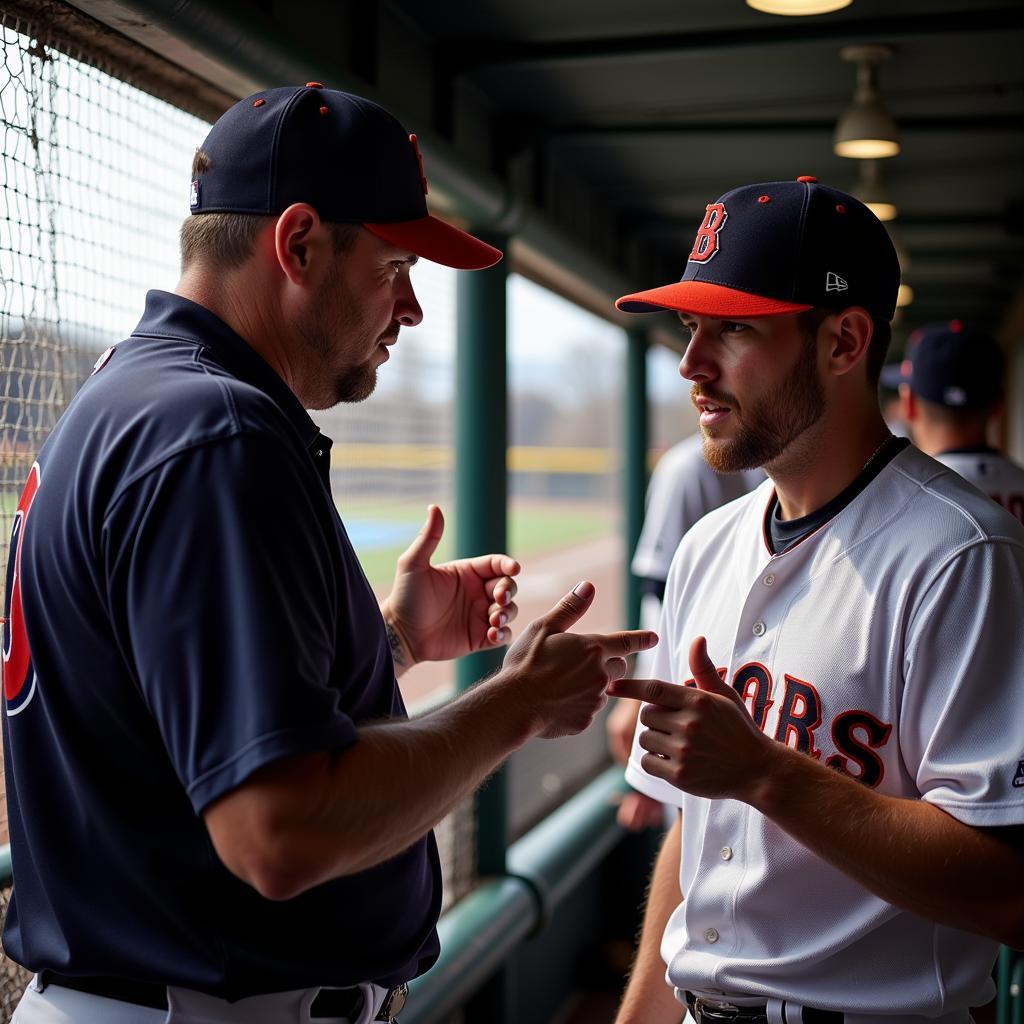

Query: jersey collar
left=132, top=290, right=322, bottom=449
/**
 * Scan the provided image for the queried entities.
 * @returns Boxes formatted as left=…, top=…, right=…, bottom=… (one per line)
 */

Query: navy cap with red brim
left=615, top=281, right=811, bottom=318
left=191, top=84, right=503, bottom=272
left=365, top=216, right=502, bottom=271
left=616, top=178, right=899, bottom=321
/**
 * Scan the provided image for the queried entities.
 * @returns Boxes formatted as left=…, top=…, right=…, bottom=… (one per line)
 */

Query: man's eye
left=721, top=321, right=750, bottom=334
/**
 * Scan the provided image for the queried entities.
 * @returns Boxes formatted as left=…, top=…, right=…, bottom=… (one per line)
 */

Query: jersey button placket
left=704, top=927, right=720, bottom=944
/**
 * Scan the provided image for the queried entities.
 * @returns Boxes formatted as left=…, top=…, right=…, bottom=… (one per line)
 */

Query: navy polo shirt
left=1, top=291, right=441, bottom=999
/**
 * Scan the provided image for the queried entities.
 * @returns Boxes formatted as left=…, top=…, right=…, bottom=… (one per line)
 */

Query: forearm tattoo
left=386, top=622, right=408, bottom=667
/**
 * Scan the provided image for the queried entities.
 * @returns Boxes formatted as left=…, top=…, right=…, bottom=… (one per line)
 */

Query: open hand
left=381, top=505, right=520, bottom=669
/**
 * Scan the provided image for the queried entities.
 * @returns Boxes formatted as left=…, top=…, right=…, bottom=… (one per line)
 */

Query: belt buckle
left=375, top=982, right=408, bottom=1022
left=695, top=996, right=743, bottom=1022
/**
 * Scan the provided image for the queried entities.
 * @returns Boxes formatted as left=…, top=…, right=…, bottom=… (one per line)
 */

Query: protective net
left=0, top=3, right=467, bottom=1014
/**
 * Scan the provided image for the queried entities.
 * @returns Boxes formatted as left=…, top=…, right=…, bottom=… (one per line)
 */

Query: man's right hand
left=499, top=580, right=658, bottom=739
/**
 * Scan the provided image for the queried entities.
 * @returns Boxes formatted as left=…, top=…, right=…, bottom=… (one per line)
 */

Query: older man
left=2, top=85, right=653, bottom=1024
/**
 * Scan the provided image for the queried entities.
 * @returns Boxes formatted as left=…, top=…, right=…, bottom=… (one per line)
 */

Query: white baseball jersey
left=632, top=434, right=762, bottom=676
left=632, top=433, right=763, bottom=584
left=626, top=445, right=1024, bottom=1017
left=934, top=447, right=1024, bottom=526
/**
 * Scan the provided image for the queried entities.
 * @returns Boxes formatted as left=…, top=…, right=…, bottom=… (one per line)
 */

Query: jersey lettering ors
left=684, top=662, right=893, bottom=788
left=688, top=203, right=727, bottom=263
left=3, top=462, right=41, bottom=715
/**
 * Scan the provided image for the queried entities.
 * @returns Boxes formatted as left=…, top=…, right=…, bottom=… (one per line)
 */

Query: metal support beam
left=455, top=232, right=510, bottom=879
left=546, top=114, right=1023, bottom=141
left=624, top=328, right=648, bottom=632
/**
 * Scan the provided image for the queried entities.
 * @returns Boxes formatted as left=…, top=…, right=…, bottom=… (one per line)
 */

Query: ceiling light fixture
left=834, top=45, right=900, bottom=159
left=897, top=283, right=914, bottom=308
left=853, top=160, right=897, bottom=221
left=746, top=0, right=853, bottom=14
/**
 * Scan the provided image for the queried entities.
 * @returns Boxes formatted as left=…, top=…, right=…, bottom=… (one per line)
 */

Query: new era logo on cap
left=826, top=272, right=848, bottom=293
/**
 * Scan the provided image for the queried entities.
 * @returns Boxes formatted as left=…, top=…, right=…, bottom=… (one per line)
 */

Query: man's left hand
left=381, top=505, right=520, bottom=672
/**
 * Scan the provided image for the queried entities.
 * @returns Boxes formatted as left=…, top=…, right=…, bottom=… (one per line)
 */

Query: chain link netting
left=0, top=5, right=467, bottom=1016
left=0, top=7, right=213, bottom=1013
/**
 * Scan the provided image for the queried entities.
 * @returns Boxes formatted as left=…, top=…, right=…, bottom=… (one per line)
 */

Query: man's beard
left=296, top=264, right=397, bottom=409
left=694, top=329, right=825, bottom=473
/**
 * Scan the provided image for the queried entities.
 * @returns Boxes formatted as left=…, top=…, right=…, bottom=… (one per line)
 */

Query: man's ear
left=272, top=203, right=326, bottom=287
left=826, top=307, right=874, bottom=379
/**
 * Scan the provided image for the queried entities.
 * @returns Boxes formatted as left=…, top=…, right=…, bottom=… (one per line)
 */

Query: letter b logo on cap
left=689, top=203, right=728, bottom=264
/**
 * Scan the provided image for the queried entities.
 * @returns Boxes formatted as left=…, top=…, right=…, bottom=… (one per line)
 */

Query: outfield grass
left=337, top=498, right=616, bottom=590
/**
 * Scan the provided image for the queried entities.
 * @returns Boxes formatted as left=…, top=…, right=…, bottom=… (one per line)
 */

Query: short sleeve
left=901, top=538, right=1024, bottom=826
left=103, top=430, right=358, bottom=812
left=625, top=575, right=686, bottom=807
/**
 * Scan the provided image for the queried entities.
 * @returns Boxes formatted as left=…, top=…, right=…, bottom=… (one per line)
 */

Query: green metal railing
left=403, top=765, right=624, bottom=1023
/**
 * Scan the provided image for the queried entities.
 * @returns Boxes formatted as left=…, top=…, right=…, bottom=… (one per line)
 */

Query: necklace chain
left=861, top=433, right=895, bottom=473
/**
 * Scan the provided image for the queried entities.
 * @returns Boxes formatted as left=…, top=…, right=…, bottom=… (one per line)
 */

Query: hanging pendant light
left=853, top=160, right=897, bottom=221
left=886, top=227, right=912, bottom=310
left=746, top=0, right=853, bottom=13
left=834, top=45, right=900, bottom=159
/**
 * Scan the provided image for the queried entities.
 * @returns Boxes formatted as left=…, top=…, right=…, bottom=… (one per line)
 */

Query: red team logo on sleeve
left=688, top=203, right=728, bottom=263
left=3, top=462, right=41, bottom=715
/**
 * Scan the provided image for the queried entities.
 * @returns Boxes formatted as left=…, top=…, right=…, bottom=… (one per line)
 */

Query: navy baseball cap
left=880, top=321, right=1004, bottom=408
left=190, top=83, right=502, bottom=270
left=616, top=176, right=899, bottom=321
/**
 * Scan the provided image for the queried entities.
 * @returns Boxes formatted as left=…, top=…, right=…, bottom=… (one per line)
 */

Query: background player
left=607, top=432, right=760, bottom=830
left=884, top=320, right=1024, bottom=524
left=608, top=176, right=1024, bottom=1023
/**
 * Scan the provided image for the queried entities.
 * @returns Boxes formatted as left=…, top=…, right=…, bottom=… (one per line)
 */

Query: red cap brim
left=616, top=281, right=811, bottom=317
left=364, top=215, right=502, bottom=270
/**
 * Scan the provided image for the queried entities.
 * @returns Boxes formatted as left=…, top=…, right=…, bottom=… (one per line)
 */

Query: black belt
left=685, top=992, right=843, bottom=1024
left=40, top=972, right=408, bottom=1020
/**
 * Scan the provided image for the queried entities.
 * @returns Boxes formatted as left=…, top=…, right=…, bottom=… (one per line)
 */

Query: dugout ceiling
left=64, top=0, right=1024, bottom=351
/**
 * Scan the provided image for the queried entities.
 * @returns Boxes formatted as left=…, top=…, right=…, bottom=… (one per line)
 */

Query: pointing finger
left=595, top=629, right=659, bottom=658
left=606, top=677, right=694, bottom=708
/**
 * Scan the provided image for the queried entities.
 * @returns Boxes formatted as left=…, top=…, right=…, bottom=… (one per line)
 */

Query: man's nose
left=678, top=329, right=715, bottom=383
left=395, top=280, right=423, bottom=327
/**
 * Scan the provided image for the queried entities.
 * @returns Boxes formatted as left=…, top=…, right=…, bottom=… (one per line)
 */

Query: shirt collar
left=131, top=290, right=322, bottom=449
